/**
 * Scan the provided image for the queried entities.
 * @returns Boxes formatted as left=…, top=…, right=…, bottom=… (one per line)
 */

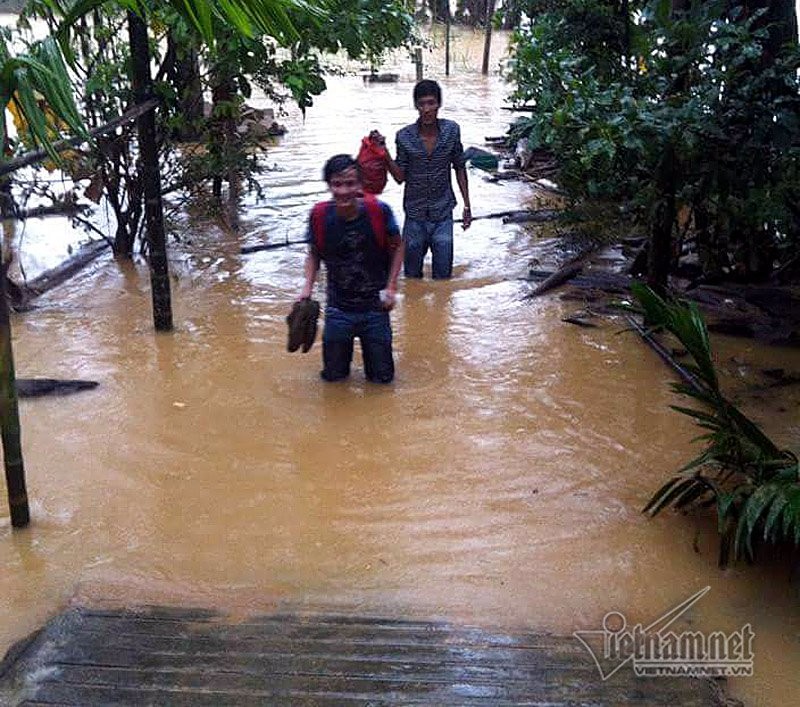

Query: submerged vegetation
left=632, top=283, right=800, bottom=566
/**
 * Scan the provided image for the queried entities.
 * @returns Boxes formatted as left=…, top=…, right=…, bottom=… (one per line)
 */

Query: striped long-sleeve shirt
left=395, top=118, right=467, bottom=222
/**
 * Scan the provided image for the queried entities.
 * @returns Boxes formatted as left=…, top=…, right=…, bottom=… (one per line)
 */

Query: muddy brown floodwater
left=1, top=28, right=799, bottom=706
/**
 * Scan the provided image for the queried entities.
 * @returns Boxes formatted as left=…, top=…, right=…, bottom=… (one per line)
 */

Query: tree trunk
left=209, top=40, right=241, bottom=230
left=128, top=11, right=174, bottom=332
left=458, top=0, right=486, bottom=25
left=501, top=0, right=522, bottom=29
left=621, top=0, right=631, bottom=70
left=647, top=142, right=676, bottom=294
left=0, top=258, right=29, bottom=528
left=428, top=0, right=448, bottom=22
left=748, top=0, right=798, bottom=58
left=0, top=124, right=15, bottom=219
left=445, top=2, right=451, bottom=75
left=481, top=0, right=496, bottom=74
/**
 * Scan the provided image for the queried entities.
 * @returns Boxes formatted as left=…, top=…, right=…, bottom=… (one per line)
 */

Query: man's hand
left=380, top=286, right=396, bottom=311
left=369, top=129, right=387, bottom=148
left=461, top=206, right=472, bottom=230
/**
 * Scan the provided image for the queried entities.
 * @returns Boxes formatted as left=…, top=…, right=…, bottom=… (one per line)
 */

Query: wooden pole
left=415, top=47, right=423, bottom=81
left=481, top=0, right=496, bottom=75
left=128, top=11, right=174, bottom=332
left=0, top=258, right=29, bottom=528
left=445, top=3, right=451, bottom=76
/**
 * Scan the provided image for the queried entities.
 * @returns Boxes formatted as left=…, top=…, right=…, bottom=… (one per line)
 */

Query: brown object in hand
left=286, top=298, right=320, bottom=353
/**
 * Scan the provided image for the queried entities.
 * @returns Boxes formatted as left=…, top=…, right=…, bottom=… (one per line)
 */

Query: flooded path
left=2, top=29, right=799, bottom=705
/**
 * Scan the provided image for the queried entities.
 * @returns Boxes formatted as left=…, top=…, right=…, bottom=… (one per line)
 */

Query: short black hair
left=323, top=154, right=360, bottom=183
left=413, top=79, right=442, bottom=106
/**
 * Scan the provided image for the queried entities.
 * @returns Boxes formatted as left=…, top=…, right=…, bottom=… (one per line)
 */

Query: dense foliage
left=505, top=0, right=800, bottom=281
left=632, top=283, right=800, bottom=565
left=6, top=0, right=416, bottom=248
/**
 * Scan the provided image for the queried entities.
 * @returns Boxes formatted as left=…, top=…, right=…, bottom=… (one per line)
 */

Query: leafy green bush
left=505, top=1, right=800, bottom=278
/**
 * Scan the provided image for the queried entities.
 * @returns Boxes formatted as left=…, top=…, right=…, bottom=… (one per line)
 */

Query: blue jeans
left=322, top=306, right=394, bottom=383
left=403, top=218, right=454, bottom=279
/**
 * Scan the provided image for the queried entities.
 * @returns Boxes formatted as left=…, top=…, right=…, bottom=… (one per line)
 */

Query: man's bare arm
left=382, top=236, right=405, bottom=310
left=455, top=166, right=472, bottom=229
left=385, top=154, right=405, bottom=184
left=299, top=249, right=321, bottom=299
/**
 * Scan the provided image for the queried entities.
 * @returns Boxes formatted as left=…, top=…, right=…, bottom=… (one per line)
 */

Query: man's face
left=328, top=166, right=360, bottom=208
left=415, top=94, right=440, bottom=126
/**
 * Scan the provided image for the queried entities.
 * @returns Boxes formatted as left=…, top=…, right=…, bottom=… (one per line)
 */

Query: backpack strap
left=311, top=200, right=334, bottom=253
left=363, top=194, right=388, bottom=252
left=311, top=197, right=389, bottom=254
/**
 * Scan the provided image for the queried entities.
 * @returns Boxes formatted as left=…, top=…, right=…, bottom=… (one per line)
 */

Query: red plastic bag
left=357, top=134, right=388, bottom=195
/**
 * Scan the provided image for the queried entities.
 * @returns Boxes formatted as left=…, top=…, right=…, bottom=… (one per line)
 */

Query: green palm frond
left=632, top=283, right=799, bottom=565
left=57, top=0, right=312, bottom=49
left=0, top=35, right=87, bottom=165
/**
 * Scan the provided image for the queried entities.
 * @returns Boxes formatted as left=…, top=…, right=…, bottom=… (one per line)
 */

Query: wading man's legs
left=430, top=219, right=454, bottom=279
left=359, top=311, right=394, bottom=384
left=403, top=218, right=428, bottom=278
left=321, top=306, right=355, bottom=381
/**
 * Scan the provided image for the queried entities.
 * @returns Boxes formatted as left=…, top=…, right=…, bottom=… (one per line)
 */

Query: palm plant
left=0, top=32, right=88, bottom=163
left=632, top=283, right=800, bottom=566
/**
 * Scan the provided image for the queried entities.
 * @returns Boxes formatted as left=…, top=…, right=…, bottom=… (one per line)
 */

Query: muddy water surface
left=2, top=29, right=799, bottom=706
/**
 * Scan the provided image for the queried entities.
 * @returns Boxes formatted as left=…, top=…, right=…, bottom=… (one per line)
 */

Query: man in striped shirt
left=381, top=80, right=472, bottom=279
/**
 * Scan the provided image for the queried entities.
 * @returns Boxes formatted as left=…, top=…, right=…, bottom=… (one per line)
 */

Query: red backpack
left=310, top=194, right=389, bottom=255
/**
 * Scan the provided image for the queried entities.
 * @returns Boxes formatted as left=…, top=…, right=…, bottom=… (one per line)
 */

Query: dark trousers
left=322, top=306, right=394, bottom=384
left=403, top=217, right=454, bottom=279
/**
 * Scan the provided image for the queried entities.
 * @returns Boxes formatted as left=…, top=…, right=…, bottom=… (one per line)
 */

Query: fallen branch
left=17, top=378, right=99, bottom=398
left=15, top=239, right=112, bottom=303
left=71, top=214, right=114, bottom=246
left=562, top=315, right=598, bottom=328
left=456, top=208, right=563, bottom=224
left=16, top=203, right=89, bottom=219
left=532, top=180, right=566, bottom=196
left=526, top=261, right=584, bottom=297
left=502, top=209, right=562, bottom=224
left=240, top=239, right=309, bottom=254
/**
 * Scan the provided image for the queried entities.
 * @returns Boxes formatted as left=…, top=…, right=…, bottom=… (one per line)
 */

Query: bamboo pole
left=0, top=258, right=29, bottom=528
left=128, top=11, right=174, bottom=332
